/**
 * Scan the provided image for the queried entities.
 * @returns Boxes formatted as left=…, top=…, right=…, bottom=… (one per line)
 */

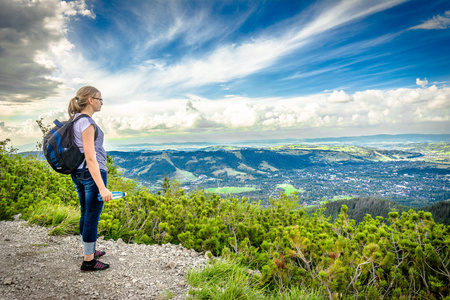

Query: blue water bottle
left=98, top=191, right=125, bottom=201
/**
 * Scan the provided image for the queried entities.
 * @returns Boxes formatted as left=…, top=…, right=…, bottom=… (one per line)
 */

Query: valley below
left=109, top=141, right=450, bottom=208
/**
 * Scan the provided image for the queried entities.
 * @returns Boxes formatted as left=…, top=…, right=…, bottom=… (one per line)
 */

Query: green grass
left=213, top=168, right=247, bottom=177
left=175, top=169, right=198, bottom=182
left=319, top=195, right=354, bottom=204
left=187, top=259, right=326, bottom=300
left=187, top=259, right=266, bottom=300
left=156, top=289, right=175, bottom=300
left=276, top=184, right=304, bottom=195
left=31, top=243, right=49, bottom=247
left=331, top=195, right=353, bottom=201
left=206, top=187, right=259, bottom=194
left=26, top=204, right=80, bottom=235
left=304, top=205, right=317, bottom=209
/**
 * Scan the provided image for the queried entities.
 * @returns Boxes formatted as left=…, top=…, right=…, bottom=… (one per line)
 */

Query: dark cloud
left=0, top=121, right=12, bottom=133
left=185, top=100, right=198, bottom=112
left=0, top=0, right=62, bottom=103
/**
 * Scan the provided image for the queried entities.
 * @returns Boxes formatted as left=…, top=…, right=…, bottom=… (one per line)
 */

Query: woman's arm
left=82, top=124, right=112, bottom=202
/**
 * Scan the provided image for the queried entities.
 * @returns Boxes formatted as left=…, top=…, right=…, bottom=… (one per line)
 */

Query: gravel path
left=0, top=217, right=208, bottom=300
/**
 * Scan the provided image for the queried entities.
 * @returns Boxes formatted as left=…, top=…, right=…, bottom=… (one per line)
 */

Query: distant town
left=177, top=160, right=449, bottom=207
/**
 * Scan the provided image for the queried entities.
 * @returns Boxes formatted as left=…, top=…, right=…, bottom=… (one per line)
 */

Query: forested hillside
left=420, top=200, right=450, bottom=225
left=1, top=139, right=450, bottom=300
left=309, top=197, right=450, bottom=225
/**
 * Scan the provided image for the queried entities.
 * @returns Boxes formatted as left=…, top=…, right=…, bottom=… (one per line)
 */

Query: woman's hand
left=99, top=188, right=113, bottom=202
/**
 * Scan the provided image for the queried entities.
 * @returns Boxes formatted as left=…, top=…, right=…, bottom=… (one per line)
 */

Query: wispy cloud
left=122, top=0, right=410, bottom=93
left=133, top=1, right=257, bottom=52
left=410, top=11, right=450, bottom=30
left=288, top=0, right=407, bottom=44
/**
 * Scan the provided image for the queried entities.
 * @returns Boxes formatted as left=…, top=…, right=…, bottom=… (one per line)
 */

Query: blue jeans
left=71, top=169, right=107, bottom=255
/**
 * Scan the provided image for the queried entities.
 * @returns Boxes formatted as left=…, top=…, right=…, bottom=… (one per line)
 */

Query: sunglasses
left=92, top=97, right=103, bottom=103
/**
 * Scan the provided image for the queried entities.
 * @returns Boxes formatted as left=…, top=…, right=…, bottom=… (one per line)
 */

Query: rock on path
left=0, top=218, right=208, bottom=300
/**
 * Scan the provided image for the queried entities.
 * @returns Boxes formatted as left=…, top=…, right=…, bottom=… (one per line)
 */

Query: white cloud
left=1, top=84, right=449, bottom=148
left=97, top=85, right=450, bottom=138
left=59, top=0, right=95, bottom=18
left=328, top=90, right=353, bottom=103
left=410, top=11, right=450, bottom=30
left=44, top=0, right=94, bottom=32
left=416, top=78, right=428, bottom=87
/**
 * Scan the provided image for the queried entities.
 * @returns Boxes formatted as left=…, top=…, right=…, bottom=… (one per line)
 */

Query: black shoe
left=94, top=250, right=106, bottom=259
left=81, top=259, right=110, bottom=272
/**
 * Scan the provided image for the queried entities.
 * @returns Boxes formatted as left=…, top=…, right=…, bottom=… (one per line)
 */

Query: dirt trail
left=0, top=218, right=207, bottom=300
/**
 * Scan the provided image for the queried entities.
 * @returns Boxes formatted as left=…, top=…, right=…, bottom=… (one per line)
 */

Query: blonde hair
left=68, top=86, right=100, bottom=119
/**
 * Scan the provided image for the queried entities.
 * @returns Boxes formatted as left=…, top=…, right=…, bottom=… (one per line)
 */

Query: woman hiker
left=68, top=85, right=112, bottom=271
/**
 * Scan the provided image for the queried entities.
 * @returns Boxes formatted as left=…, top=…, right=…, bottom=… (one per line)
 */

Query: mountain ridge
left=105, top=133, right=450, bottom=151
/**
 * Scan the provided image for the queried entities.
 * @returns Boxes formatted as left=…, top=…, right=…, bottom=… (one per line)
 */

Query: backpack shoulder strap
left=53, top=119, right=64, bottom=127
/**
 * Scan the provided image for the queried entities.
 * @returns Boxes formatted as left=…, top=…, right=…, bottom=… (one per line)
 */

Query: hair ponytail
left=68, top=86, right=100, bottom=119
left=68, top=97, right=80, bottom=119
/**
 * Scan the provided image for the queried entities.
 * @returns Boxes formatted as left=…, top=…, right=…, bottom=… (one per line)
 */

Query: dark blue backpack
left=43, top=114, right=97, bottom=175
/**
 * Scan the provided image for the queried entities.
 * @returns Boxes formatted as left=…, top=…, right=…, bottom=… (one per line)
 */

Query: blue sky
left=0, top=0, right=449, bottom=150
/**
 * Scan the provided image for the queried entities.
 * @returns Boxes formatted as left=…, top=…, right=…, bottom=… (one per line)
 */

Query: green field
left=175, top=169, right=198, bottom=182
left=206, top=186, right=259, bottom=194
left=320, top=195, right=354, bottom=204
left=331, top=195, right=353, bottom=201
left=276, top=184, right=304, bottom=195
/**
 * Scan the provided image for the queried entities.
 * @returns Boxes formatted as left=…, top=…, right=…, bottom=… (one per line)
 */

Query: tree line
left=309, top=197, right=450, bottom=225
